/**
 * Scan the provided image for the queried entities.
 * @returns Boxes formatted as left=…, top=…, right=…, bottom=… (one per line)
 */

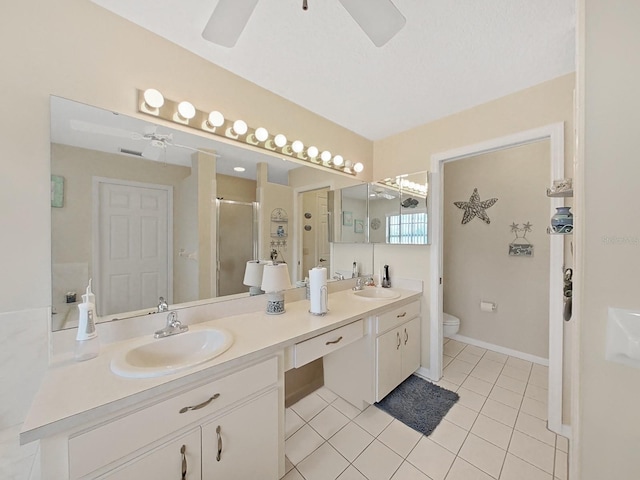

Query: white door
left=95, top=179, right=172, bottom=316
left=376, top=328, right=402, bottom=401
left=317, top=190, right=331, bottom=269
left=401, top=317, right=421, bottom=380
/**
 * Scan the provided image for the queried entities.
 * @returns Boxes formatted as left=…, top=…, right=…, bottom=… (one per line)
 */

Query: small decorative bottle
left=551, top=207, right=573, bottom=234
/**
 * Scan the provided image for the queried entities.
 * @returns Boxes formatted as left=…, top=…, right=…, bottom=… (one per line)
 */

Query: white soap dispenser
left=75, top=279, right=99, bottom=361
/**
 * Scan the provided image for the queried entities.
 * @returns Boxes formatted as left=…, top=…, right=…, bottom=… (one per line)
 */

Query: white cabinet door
left=376, top=328, right=402, bottom=401
left=202, top=389, right=279, bottom=480
left=99, top=428, right=201, bottom=480
left=401, top=317, right=421, bottom=380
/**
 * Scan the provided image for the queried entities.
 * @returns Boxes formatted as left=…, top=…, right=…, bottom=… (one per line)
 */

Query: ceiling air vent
left=120, top=148, right=144, bottom=157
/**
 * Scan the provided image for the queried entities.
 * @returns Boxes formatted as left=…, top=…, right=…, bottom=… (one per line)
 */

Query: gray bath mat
left=375, top=375, right=459, bottom=436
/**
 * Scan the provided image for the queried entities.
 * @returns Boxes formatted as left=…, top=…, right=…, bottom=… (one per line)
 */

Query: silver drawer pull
left=180, top=445, right=187, bottom=480
left=326, top=336, right=343, bottom=345
left=396, top=332, right=401, bottom=349
left=216, top=425, right=222, bottom=461
left=179, top=393, right=220, bottom=414
left=404, top=328, right=408, bottom=345
left=397, top=312, right=407, bottom=318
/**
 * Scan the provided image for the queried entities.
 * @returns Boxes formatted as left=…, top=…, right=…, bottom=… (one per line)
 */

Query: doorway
left=298, top=187, right=331, bottom=280
left=429, top=123, right=569, bottom=435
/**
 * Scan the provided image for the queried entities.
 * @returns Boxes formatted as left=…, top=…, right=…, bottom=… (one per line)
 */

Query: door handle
left=396, top=331, right=401, bottom=350
left=180, top=445, right=187, bottom=480
left=404, top=328, right=408, bottom=345
left=216, top=425, right=222, bottom=462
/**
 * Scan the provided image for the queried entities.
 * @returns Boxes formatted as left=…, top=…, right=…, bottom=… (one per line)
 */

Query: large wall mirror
left=50, top=96, right=362, bottom=331
left=331, top=172, right=430, bottom=245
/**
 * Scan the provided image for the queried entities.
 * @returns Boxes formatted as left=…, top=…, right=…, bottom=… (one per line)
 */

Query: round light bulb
left=307, top=146, right=319, bottom=158
left=320, top=150, right=332, bottom=162
left=332, top=155, right=344, bottom=166
left=207, top=111, right=224, bottom=127
left=255, top=127, right=269, bottom=142
left=177, top=101, right=196, bottom=120
left=354, top=162, right=364, bottom=173
left=143, top=88, right=164, bottom=109
left=274, top=134, right=287, bottom=148
left=233, top=119, right=248, bottom=135
left=291, top=140, right=304, bottom=153
left=234, top=166, right=246, bottom=172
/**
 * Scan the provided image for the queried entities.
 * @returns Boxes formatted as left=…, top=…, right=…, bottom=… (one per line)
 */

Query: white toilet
left=443, top=313, right=460, bottom=338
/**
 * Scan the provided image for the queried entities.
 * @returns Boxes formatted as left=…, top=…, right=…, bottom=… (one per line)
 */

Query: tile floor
left=283, top=339, right=569, bottom=480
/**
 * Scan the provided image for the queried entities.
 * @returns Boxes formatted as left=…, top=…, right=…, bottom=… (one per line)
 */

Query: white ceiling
left=91, top=0, right=575, bottom=141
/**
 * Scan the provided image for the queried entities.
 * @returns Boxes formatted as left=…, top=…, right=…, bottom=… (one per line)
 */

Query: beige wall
left=575, top=1, right=640, bottom=477
left=443, top=141, right=550, bottom=358
left=216, top=174, right=257, bottom=203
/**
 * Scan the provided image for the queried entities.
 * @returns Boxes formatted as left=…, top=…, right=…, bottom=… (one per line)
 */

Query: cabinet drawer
left=375, top=301, right=420, bottom=334
left=294, top=319, right=364, bottom=368
left=69, top=357, right=278, bottom=479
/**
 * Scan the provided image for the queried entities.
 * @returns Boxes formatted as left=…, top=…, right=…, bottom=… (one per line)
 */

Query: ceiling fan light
left=307, top=146, right=319, bottom=159
left=292, top=140, right=304, bottom=153
left=255, top=127, right=269, bottom=142
left=274, top=134, right=287, bottom=148
left=207, top=111, right=225, bottom=127
left=353, top=162, right=364, bottom=173
left=234, top=166, right=246, bottom=172
left=143, top=89, right=164, bottom=109
left=233, top=119, right=248, bottom=135
left=332, top=155, right=344, bottom=166
left=177, top=101, right=196, bottom=120
left=320, top=150, right=332, bottom=163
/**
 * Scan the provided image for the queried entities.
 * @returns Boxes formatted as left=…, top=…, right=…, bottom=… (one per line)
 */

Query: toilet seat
left=443, top=313, right=460, bottom=325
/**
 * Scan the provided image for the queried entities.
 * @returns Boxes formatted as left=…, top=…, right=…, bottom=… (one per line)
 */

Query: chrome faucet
left=352, top=278, right=364, bottom=291
left=154, top=311, right=188, bottom=338
left=333, top=272, right=345, bottom=280
left=157, top=296, right=169, bottom=313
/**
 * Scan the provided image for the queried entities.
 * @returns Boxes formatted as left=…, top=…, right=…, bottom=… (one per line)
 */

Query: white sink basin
left=352, top=288, right=401, bottom=300
left=110, top=327, right=233, bottom=379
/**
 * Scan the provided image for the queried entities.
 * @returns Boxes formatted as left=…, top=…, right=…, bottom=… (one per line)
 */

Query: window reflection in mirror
left=49, top=96, right=362, bottom=331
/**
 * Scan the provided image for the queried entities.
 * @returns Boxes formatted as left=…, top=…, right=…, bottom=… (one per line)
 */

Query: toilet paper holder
left=480, top=301, right=497, bottom=312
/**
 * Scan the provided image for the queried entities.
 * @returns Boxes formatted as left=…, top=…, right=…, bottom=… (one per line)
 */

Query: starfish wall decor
left=454, top=188, right=498, bottom=225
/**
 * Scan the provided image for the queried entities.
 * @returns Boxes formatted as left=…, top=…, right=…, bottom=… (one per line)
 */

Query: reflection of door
left=302, top=189, right=330, bottom=277
left=217, top=200, right=257, bottom=297
left=94, top=179, right=172, bottom=316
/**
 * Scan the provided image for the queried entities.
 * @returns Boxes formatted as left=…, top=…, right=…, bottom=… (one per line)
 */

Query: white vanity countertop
left=20, top=288, right=421, bottom=444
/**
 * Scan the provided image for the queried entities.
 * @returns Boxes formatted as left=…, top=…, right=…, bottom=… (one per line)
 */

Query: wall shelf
left=547, top=227, right=573, bottom=235
left=546, top=188, right=573, bottom=198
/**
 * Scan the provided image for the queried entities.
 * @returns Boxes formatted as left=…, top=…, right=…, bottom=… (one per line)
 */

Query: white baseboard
left=450, top=334, right=549, bottom=366
left=414, top=367, right=435, bottom=381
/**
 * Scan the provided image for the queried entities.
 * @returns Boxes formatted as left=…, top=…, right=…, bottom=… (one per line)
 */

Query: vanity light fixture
left=353, top=162, right=364, bottom=173
left=136, top=89, right=364, bottom=176
left=177, top=101, right=196, bottom=120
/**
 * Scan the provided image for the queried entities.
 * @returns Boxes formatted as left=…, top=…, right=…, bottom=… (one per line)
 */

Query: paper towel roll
left=309, top=267, right=328, bottom=315
left=480, top=301, right=496, bottom=312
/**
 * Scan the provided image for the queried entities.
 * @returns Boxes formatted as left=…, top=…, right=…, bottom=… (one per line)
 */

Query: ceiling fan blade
left=69, top=119, right=135, bottom=139
left=141, top=142, right=162, bottom=161
left=338, top=0, right=406, bottom=47
left=202, top=0, right=259, bottom=47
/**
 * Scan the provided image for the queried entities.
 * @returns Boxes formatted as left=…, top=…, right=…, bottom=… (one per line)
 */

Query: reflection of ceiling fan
left=370, top=188, right=396, bottom=200
left=401, top=197, right=419, bottom=208
left=69, top=120, right=216, bottom=161
left=202, top=0, right=406, bottom=47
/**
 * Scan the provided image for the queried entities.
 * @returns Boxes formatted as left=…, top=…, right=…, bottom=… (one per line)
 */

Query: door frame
left=92, top=176, right=173, bottom=317
left=428, top=122, right=569, bottom=435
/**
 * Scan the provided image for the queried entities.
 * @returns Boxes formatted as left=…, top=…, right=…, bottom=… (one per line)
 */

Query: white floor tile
left=428, top=419, right=468, bottom=454
left=554, top=449, right=568, bottom=480
left=456, top=350, right=483, bottom=365
left=477, top=358, right=506, bottom=374
left=480, top=399, right=518, bottom=428
left=500, top=453, right=552, bottom=480
left=338, top=465, right=368, bottom=480
left=520, top=397, right=548, bottom=421
left=378, top=419, right=422, bottom=458
left=286, top=408, right=306, bottom=439
left=527, top=369, right=549, bottom=389
left=470, top=414, right=513, bottom=450
left=329, top=422, right=375, bottom=462
left=458, top=433, right=506, bottom=478
left=282, top=468, right=305, bottom=480
left=456, top=387, right=487, bottom=412
left=556, top=435, right=569, bottom=453
left=496, top=374, right=527, bottom=395
left=446, top=456, right=494, bottom=480
left=291, top=392, right=329, bottom=422
left=286, top=424, right=326, bottom=465
left=463, top=345, right=487, bottom=358
left=316, top=386, right=339, bottom=404
left=508, top=431, right=555, bottom=474
left=390, top=461, right=432, bottom=480
left=353, top=439, right=404, bottom=480
left=483, top=350, right=508, bottom=364
left=309, top=405, right=350, bottom=440
left=500, top=365, right=530, bottom=382
left=297, top=442, right=350, bottom=480
left=524, top=384, right=548, bottom=403
left=354, top=406, right=394, bottom=436
left=505, top=357, right=533, bottom=372
left=442, top=367, right=469, bottom=386
left=469, top=366, right=500, bottom=384
left=444, top=340, right=466, bottom=357
left=285, top=455, right=295, bottom=474
left=443, top=354, right=455, bottom=368
left=444, top=403, right=478, bottom=431
left=515, top=412, right=556, bottom=446
left=461, top=375, right=494, bottom=397
left=433, top=379, right=460, bottom=393
left=407, top=437, right=456, bottom=480
left=447, top=358, right=476, bottom=375
left=333, top=397, right=364, bottom=419
left=489, top=385, right=523, bottom=409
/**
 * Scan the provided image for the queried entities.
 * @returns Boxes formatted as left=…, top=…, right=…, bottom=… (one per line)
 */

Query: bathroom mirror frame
left=49, top=96, right=366, bottom=331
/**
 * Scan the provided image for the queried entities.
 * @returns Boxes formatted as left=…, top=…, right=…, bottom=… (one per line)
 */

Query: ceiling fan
left=202, top=0, right=406, bottom=48
left=69, top=120, right=217, bottom=162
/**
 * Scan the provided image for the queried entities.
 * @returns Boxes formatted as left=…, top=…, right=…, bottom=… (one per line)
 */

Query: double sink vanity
left=21, top=284, right=422, bottom=479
